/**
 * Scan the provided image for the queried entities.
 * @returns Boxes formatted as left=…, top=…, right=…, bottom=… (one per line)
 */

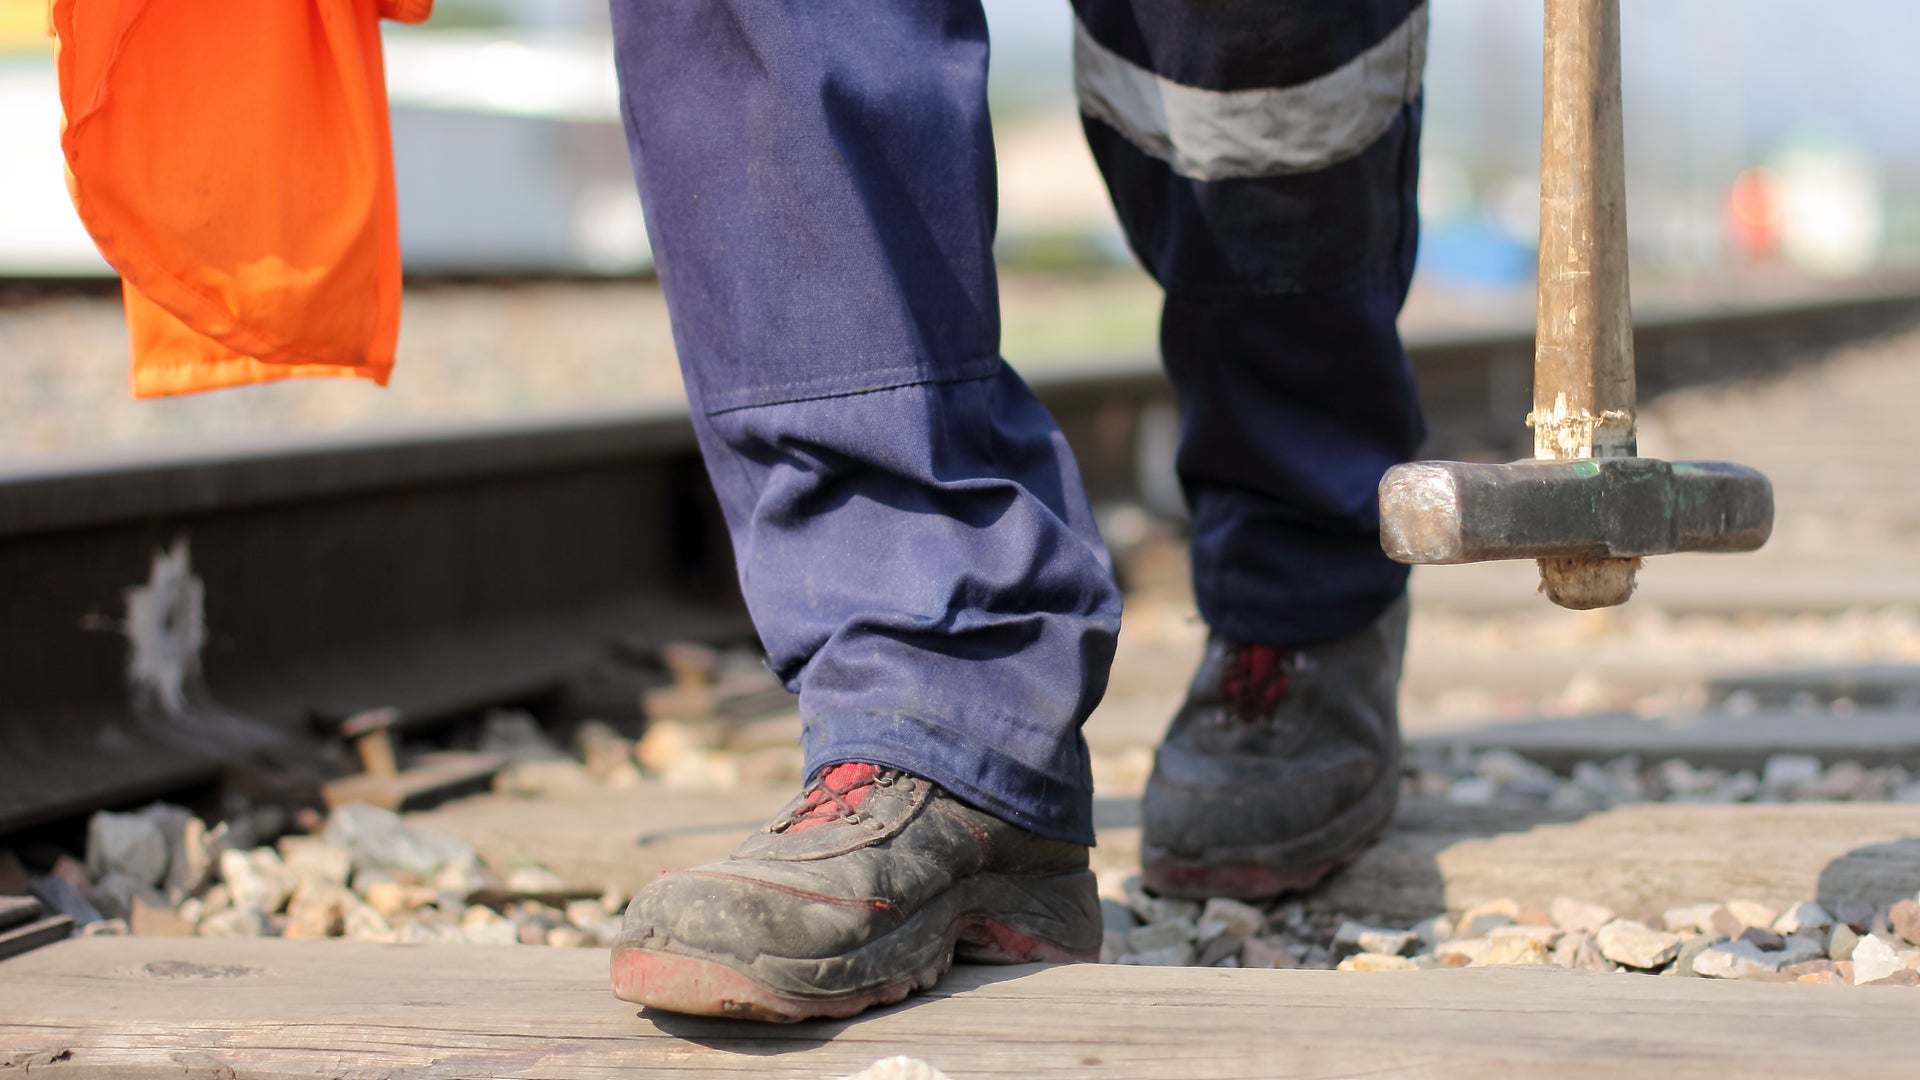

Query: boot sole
left=610, top=870, right=1098, bottom=1022
left=1141, top=773, right=1399, bottom=900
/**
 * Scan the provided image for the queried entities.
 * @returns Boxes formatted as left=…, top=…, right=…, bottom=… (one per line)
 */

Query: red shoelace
left=1220, top=643, right=1293, bottom=723
left=783, top=762, right=887, bottom=832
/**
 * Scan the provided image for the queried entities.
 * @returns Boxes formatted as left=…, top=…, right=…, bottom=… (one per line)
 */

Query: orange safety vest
left=52, top=0, right=432, bottom=398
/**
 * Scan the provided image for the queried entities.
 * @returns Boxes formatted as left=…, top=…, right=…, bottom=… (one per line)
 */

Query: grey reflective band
left=1073, top=5, right=1428, bottom=181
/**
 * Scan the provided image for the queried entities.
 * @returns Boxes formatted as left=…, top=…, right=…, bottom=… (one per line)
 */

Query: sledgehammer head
left=1378, top=458, right=1773, bottom=609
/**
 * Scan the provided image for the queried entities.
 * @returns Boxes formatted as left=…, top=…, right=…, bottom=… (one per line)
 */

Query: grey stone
left=1760, top=753, right=1822, bottom=794
left=86, top=811, right=170, bottom=888
left=1692, top=940, right=1780, bottom=979
left=1851, top=934, right=1906, bottom=985
left=1100, top=899, right=1138, bottom=936
left=1829, top=923, right=1861, bottom=962
left=1549, top=897, right=1615, bottom=934
left=323, top=803, right=478, bottom=877
left=1772, top=934, right=1828, bottom=968
left=1737, top=926, right=1785, bottom=951
left=1198, top=897, right=1265, bottom=940
left=1475, top=750, right=1559, bottom=797
left=1447, top=776, right=1498, bottom=806
left=1125, top=920, right=1195, bottom=954
left=1240, top=938, right=1299, bottom=969
left=1595, top=920, right=1684, bottom=969
left=28, top=874, right=103, bottom=926
left=1197, top=933, right=1243, bottom=967
left=1772, top=901, right=1833, bottom=936
left=1831, top=898, right=1875, bottom=929
left=1411, top=915, right=1453, bottom=948
left=1099, top=930, right=1126, bottom=964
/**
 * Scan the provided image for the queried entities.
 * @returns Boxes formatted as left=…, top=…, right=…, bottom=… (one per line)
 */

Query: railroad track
left=2, top=283, right=1916, bottom=837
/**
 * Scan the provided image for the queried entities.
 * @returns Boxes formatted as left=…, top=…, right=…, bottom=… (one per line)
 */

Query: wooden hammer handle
left=1533, top=0, right=1636, bottom=461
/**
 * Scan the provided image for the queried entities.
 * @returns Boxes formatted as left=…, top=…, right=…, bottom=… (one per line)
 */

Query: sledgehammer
left=1377, top=0, right=1772, bottom=609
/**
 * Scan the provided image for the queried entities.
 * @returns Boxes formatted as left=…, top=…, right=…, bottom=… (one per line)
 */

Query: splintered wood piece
left=320, top=751, right=506, bottom=812
left=0, top=915, right=71, bottom=963
left=0, top=896, right=42, bottom=933
left=4, top=937, right=1920, bottom=1077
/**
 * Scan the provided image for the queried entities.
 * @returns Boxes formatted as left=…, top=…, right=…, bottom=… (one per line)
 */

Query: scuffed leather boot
left=611, top=762, right=1099, bottom=1022
left=1141, top=595, right=1407, bottom=900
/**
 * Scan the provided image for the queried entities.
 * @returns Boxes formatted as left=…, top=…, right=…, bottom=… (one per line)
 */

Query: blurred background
left=1, top=0, right=1917, bottom=453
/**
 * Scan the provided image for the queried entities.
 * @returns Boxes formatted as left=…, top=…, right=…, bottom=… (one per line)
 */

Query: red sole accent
left=1142, top=827, right=1387, bottom=901
left=611, top=946, right=931, bottom=1023
left=611, top=915, right=1092, bottom=1022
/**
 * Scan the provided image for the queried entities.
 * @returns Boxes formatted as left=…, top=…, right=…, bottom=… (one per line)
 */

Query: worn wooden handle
left=1533, top=0, right=1635, bottom=462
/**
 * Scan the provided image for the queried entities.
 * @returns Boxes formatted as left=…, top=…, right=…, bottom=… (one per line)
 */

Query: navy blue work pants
left=608, top=0, right=1428, bottom=845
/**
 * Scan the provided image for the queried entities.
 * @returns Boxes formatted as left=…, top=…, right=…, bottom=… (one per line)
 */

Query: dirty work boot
left=610, top=763, right=1099, bottom=1022
left=1141, top=595, right=1408, bottom=900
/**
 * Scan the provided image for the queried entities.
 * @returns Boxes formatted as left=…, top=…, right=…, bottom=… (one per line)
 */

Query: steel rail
left=1, top=285, right=1915, bottom=834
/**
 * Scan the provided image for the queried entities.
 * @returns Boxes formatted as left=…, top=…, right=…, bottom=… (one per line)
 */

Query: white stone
left=504, top=865, right=568, bottom=893
left=87, top=811, right=170, bottom=888
left=1122, top=877, right=1200, bottom=926
left=1118, top=943, right=1195, bottom=967
left=1661, top=904, right=1719, bottom=934
left=1851, top=934, right=1906, bottom=985
left=1723, top=899, right=1777, bottom=930
left=1772, top=901, right=1833, bottom=936
left=1692, top=940, right=1780, bottom=979
left=278, top=838, right=353, bottom=889
left=1337, top=952, right=1417, bottom=972
left=1474, top=750, right=1558, bottom=796
left=1125, top=920, right=1195, bottom=954
left=1198, top=897, right=1265, bottom=940
left=1471, top=936, right=1550, bottom=966
left=1594, top=920, right=1684, bottom=969
left=219, top=848, right=298, bottom=915
left=1488, top=924, right=1562, bottom=948
left=1549, top=897, right=1615, bottom=934
left=1447, top=776, right=1497, bottom=806
left=196, top=906, right=268, bottom=938
left=1334, top=921, right=1416, bottom=957
left=1436, top=938, right=1491, bottom=964
left=839, top=1056, right=954, bottom=1080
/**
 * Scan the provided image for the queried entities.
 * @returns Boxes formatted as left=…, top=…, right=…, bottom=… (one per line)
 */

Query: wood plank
left=405, top=781, right=795, bottom=895
left=1315, top=800, right=1920, bottom=921
left=4, top=936, right=1918, bottom=1079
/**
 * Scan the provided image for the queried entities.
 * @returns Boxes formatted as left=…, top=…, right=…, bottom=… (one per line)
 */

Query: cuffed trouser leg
left=1073, top=0, right=1431, bottom=646
left=609, top=0, right=1121, bottom=845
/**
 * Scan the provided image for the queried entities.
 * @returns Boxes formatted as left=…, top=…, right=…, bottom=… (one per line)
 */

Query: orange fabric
left=52, top=0, right=431, bottom=398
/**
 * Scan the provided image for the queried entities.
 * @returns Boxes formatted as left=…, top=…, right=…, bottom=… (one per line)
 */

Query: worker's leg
left=605, top=0, right=1117, bottom=1018
left=1072, top=0, right=1428, bottom=896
